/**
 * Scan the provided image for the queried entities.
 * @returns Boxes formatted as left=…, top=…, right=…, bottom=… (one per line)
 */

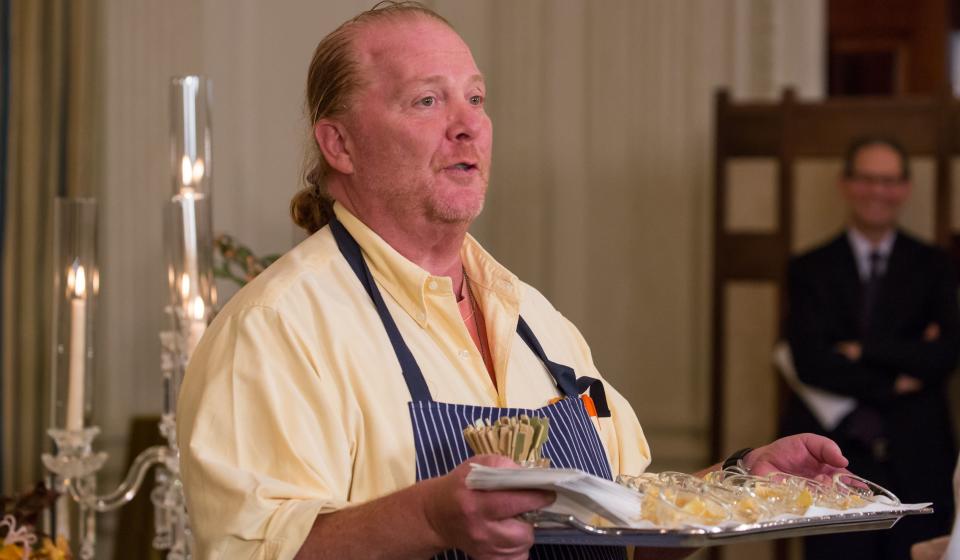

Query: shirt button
left=458, top=349, right=470, bottom=359
left=428, top=280, right=439, bottom=291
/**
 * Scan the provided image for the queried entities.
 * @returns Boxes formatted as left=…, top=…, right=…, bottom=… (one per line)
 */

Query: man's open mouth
left=448, top=162, right=477, bottom=171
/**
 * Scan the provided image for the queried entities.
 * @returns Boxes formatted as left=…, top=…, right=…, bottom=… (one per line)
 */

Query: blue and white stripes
left=409, top=397, right=625, bottom=560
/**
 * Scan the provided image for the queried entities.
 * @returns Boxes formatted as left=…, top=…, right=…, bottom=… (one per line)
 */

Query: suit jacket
left=783, top=229, right=959, bottom=504
left=781, top=231, right=960, bottom=559
left=787, top=230, right=960, bottom=400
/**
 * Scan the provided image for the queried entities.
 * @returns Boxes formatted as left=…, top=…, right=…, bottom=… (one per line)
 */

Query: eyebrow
left=402, top=73, right=486, bottom=89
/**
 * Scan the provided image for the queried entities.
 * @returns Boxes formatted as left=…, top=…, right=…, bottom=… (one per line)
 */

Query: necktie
left=860, top=251, right=883, bottom=334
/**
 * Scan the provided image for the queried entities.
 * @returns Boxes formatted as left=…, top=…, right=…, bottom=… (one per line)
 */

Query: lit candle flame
left=180, top=273, right=191, bottom=301
left=74, top=265, right=87, bottom=299
left=67, top=261, right=87, bottom=299
left=181, top=155, right=193, bottom=186
left=192, top=159, right=205, bottom=183
left=67, top=265, right=75, bottom=294
left=192, top=296, right=205, bottom=321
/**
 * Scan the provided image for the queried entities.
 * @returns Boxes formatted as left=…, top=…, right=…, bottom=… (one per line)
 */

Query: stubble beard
left=386, top=173, right=488, bottom=226
left=425, top=188, right=486, bottom=224
left=353, top=159, right=488, bottom=228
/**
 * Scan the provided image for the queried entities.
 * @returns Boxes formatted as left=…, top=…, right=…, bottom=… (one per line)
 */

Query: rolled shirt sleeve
left=178, top=305, right=350, bottom=559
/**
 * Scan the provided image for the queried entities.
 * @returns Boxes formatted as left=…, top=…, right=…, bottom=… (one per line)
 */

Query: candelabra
left=42, top=318, right=195, bottom=560
left=42, top=75, right=214, bottom=560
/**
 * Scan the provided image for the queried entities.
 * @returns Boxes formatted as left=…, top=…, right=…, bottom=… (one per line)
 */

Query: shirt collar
left=846, top=227, right=896, bottom=258
left=846, top=227, right=896, bottom=280
left=332, top=202, right=520, bottom=328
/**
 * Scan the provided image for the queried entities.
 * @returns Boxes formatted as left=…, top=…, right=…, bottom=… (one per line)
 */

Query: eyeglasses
left=845, top=173, right=907, bottom=187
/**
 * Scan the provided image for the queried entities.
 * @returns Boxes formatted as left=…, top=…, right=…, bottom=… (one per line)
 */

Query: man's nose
left=867, top=180, right=891, bottom=196
left=447, top=100, right=484, bottom=142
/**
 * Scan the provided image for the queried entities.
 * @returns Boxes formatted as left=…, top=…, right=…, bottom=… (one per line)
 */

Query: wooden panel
left=828, top=40, right=903, bottom=96
left=725, top=159, right=779, bottom=233
left=949, top=109, right=960, bottom=152
left=792, top=158, right=846, bottom=254
left=718, top=107, right=782, bottom=157
left=899, top=157, right=937, bottom=241
left=829, top=0, right=948, bottom=94
left=718, top=97, right=952, bottom=157
left=789, top=101, right=941, bottom=156
left=717, top=235, right=786, bottom=280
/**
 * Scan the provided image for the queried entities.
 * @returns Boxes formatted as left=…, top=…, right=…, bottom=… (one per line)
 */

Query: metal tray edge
left=530, top=507, right=933, bottom=547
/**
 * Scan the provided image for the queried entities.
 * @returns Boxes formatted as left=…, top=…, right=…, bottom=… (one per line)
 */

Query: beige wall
left=95, top=0, right=823, bottom=553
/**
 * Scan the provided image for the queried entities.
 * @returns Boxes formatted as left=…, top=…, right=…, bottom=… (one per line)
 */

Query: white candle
left=55, top=493, right=71, bottom=542
left=66, top=265, right=87, bottom=431
left=180, top=186, right=199, bottom=293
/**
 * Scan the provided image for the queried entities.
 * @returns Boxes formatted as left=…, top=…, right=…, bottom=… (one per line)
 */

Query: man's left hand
left=743, top=433, right=849, bottom=481
left=835, top=341, right=862, bottom=362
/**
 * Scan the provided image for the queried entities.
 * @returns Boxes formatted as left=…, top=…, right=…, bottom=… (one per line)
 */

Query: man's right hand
left=894, top=374, right=923, bottom=395
left=419, top=455, right=556, bottom=560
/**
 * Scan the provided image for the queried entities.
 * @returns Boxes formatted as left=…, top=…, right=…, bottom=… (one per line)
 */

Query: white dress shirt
left=846, top=227, right=896, bottom=281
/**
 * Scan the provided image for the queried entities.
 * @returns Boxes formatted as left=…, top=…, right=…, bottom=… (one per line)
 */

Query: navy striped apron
left=331, top=218, right=625, bottom=560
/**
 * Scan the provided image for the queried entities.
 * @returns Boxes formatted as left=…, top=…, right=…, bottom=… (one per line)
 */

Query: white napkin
left=465, top=464, right=641, bottom=526
left=774, top=342, right=857, bottom=431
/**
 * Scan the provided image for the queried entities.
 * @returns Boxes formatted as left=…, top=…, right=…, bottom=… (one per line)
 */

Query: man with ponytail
left=178, top=3, right=850, bottom=559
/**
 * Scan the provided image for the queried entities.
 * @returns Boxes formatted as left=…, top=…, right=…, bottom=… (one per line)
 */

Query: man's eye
left=469, top=95, right=483, bottom=106
left=418, top=96, right=436, bottom=107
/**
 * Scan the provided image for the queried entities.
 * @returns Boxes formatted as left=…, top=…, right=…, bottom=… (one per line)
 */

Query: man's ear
left=314, top=120, right=354, bottom=174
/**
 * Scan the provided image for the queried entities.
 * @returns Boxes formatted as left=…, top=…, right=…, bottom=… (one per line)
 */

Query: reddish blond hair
left=291, top=1, right=453, bottom=233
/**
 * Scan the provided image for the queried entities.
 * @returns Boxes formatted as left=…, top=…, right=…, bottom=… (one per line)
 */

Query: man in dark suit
left=782, top=137, right=960, bottom=560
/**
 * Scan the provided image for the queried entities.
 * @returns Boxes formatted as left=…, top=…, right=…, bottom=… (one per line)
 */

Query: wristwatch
left=722, top=447, right=753, bottom=472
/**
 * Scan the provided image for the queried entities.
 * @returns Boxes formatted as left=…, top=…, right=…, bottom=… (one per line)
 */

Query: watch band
left=722, top=447, right=753, bottom=472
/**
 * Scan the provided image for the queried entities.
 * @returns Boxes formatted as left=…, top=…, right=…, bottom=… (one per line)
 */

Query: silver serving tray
left=527, top=507, right=934, bottom=547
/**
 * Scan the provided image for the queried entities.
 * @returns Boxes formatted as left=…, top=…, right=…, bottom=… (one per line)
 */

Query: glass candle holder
left=170, top=76, right=212, bottom=198
left=164, top=194, right=215, bottom=353
left=167, top=75, right=215, bottom=357
left=50, top=197, right=98, bottom=431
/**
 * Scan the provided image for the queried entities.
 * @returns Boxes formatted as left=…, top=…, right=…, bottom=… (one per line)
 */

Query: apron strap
left=517, top=317, right=611, bottom=417
left=330, top=215, right=609, bottom=416
left=330, top=217, right=434, bottom=402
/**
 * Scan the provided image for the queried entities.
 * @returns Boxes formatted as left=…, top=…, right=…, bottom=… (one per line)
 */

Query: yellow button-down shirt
left=178, top=204, right=652, bottom=559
